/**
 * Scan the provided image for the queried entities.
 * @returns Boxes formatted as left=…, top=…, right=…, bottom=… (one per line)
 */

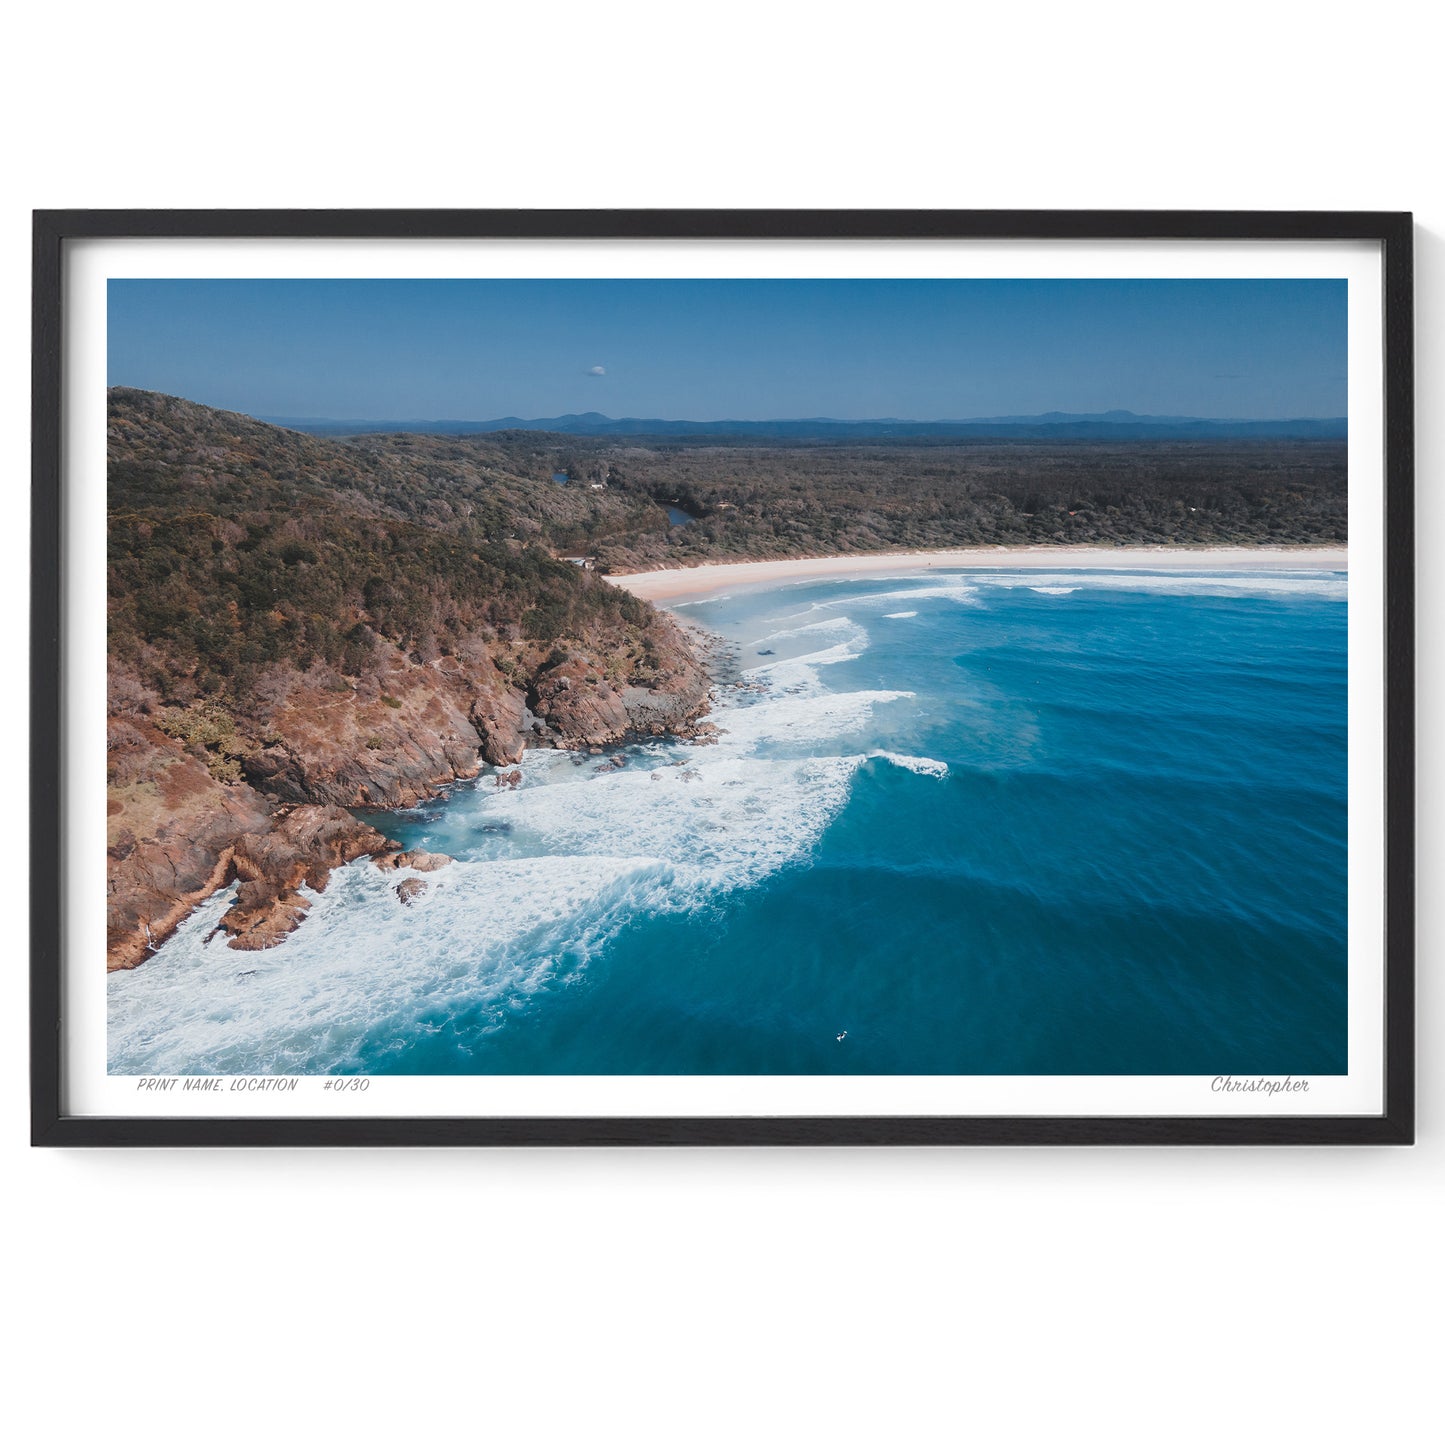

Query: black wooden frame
left=31, top=209, right=1415, bottom=1146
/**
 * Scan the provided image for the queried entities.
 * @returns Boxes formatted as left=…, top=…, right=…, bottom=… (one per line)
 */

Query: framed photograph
left=31, top=209, right=1413, bottom=1146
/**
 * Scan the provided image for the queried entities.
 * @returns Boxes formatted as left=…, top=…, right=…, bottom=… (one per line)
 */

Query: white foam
left=868, top=751, right=949, bottom=778
left=713, top=687, right=914, bottom=752
left=740, top=616, right=871, bottom=695
left=124, top=561, right=1347, bottom=1076
left=744, top=624, right=869, bottom=676
left=823, top=582, right=982, bottom=609
left=671, top=593, right=733, bottom=607
left=813, top=569, right=1346, bottom=608
left=108, top=653, right=931, bottom=1072
left=749, top=615, right=859, bottom=646
left=741, top=635, right=871, bottom=697
left=973, top=570, right=1348, bottom=601
left=481, top=753, right=860, bottom=886
left=106, top=854, right=671, bottom=1075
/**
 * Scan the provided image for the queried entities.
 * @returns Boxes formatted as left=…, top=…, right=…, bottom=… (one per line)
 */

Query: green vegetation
left=494, top=435, right=1346, bottom=572
left=153, top=701, right=250, bottom=781
left=107, top=390, right=680, bottom=720
left=153, top=701, right=239, bottom=750
left=108, top=388, right=1346, bottom=744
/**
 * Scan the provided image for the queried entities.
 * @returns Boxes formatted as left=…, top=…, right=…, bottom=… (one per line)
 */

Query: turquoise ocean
left=108, top=567, right=1348, bottom=1076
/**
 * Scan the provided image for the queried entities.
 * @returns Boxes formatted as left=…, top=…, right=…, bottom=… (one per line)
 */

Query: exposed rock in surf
left=106, top=624, right=710, bottom=970
left=105, top=712, right=402, bottom=968
left=395, top=877, right=428, bottom=906
left=106, top=720, right=275, bottom=971
left=220, top=883, right=313, bottom=951
left=376, top=849, right=453, bottom=873
left=215, top=804, right=396, bottom=952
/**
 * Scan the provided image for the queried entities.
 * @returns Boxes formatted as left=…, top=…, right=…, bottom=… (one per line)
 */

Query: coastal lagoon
left=108, top=567, right=1347, bottom=1076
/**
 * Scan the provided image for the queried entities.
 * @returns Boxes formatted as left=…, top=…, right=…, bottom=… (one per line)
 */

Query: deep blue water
left=109, top=567, right=1347, bottom=1076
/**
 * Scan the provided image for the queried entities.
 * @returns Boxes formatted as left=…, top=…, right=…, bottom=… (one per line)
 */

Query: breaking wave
left=107, top=604, right=946, bottom=1074
left=819, top=568, right=1345, bottom=608
left=970, top=570, right=1347, bottom=602
left=868, top=751, right=949, bottom=777
left=109, top=566, right=1343, bottom=1075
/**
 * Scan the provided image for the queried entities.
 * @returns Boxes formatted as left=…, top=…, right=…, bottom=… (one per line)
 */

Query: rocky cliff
left=106, top=390, right=711, bottom=970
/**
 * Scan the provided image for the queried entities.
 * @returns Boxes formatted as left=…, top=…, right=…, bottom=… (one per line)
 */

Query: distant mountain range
left=261, top=409, right=1347, bottom=442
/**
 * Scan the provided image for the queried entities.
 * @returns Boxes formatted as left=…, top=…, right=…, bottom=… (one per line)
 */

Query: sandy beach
left=611, top=546, right=1348, bottom=603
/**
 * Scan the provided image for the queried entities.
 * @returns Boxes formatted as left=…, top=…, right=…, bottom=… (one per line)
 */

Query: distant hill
left=263, top=409, right=1348, bottom=442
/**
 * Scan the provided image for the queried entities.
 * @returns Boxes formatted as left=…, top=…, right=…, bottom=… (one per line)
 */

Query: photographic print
left=33, top=212, right=1413, bottom=1143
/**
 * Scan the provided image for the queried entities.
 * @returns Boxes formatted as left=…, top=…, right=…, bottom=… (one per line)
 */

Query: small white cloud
left=587, top=365, right=606, bottom=376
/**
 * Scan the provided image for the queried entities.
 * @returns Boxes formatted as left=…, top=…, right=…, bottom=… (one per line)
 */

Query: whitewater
left=109, top=567, right=1348, bottom=1076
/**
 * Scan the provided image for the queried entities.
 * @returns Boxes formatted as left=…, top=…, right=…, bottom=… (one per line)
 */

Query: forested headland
left=105, top=388, right=1345, bottom=970
left=105, top=390, right=710, bottom=968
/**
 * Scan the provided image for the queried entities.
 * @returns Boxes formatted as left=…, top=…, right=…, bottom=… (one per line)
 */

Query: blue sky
left=107, top=277, right=1347, bottom=421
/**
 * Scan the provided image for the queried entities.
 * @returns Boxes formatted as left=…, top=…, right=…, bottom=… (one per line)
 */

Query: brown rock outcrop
left=215, top=804, right=396, bottom=948
left=218, top=882, right=313, bottom=951
left=103, top=387, right=718, bottom=974
left=530, top=659, right=632, bottom=747
left=106, top=718, right=399, bottom=968
left=470, top=679, right=531, bottom=766
left=395, top=877, right=428, bottom=906
left=375, top=849, right=453, bottom=873
left=528, top=628, right=711, bottom=751
left=107, top=723, right=275, bottom=971
left=105, top=615, right=711, bottom=970
left=244, top=672, right=485, bottom=809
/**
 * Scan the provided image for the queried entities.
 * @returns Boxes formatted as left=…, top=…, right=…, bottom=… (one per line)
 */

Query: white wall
left=3, top=5, right=1439, bottom=1440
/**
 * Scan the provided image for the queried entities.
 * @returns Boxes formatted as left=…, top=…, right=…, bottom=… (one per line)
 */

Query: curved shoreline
left=612, top=545, right=1348, bottom=603
left=106, top=611, right=715, bottom=972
